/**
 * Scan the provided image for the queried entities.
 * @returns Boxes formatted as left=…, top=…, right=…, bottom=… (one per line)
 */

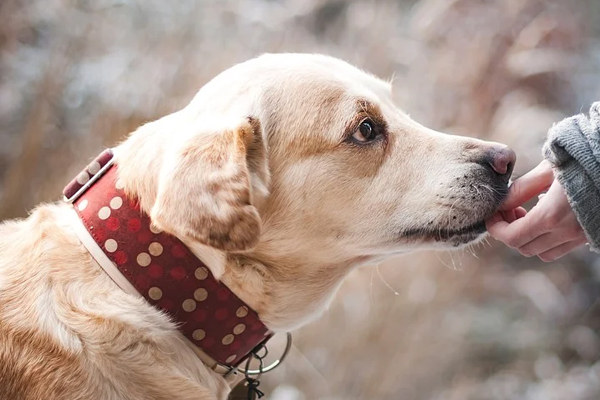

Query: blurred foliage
left=1, top=0, right=600, bottom=399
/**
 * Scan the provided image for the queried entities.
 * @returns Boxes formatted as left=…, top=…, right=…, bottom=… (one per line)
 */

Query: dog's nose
left=486, top=145, right=516, bottom=181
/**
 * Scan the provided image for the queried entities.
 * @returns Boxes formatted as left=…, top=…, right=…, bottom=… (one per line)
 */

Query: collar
left=62, top=149, right=272, bottom=376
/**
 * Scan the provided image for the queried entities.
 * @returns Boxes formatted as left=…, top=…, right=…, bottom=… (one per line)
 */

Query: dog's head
left=116, top=54, right=514, bottom=325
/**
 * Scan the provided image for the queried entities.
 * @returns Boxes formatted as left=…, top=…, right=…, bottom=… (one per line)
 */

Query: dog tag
left=229, top=381, right=257, bottom=400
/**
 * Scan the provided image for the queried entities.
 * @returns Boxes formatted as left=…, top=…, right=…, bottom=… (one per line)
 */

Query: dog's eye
left=352, top=120, right=378, bottom=143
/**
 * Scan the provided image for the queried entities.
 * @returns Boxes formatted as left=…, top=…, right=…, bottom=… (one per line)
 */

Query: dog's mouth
left=397, top=173, right=510, bottom=247
left=400, top=220, right=487, bottom=246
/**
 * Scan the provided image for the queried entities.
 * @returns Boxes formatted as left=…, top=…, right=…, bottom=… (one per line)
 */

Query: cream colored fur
left=0, top=54, right=512, bottom=400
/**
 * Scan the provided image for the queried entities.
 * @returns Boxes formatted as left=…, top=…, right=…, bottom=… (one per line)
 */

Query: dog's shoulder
left=0, top=205, right=95, bottom=399
left=0, top=204, right=227, bottom=399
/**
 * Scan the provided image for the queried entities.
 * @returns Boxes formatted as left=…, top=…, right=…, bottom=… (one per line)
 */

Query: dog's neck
left=220, top=252, right=368, bottom=332
left=114, top=136, right=367, bottom=332
left=166, top=224, right=364, bottom=332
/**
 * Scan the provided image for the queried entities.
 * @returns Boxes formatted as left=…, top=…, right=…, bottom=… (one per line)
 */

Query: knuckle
left=505, top=238, right=520, bottom=249
left=519, top=248, right=533, bottom=257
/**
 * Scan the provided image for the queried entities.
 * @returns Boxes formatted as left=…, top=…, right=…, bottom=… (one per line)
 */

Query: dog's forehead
left=248, top=55, right=394, bottom=138
left=190, top=54, right=393, bottom=120
left=251, top=53, right=392, bottom=100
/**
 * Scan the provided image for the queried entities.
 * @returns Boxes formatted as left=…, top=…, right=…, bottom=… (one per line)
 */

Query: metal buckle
left=236, top=332, right=292, bottom=376
left=63, top=156, right=115, bottom=204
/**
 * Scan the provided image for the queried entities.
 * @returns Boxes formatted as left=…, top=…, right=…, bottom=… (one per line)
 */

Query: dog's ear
left=150, top=117, right=269, bottom=252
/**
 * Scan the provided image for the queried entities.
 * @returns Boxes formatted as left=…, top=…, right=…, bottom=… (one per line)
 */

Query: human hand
left=485, top=160, right=587, bottom=261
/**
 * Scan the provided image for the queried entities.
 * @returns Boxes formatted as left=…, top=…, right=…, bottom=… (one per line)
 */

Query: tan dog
left=0, top=54, right=515, bottom=400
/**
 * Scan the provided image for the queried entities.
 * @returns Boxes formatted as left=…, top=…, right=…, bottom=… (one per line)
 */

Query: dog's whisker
left=375, top=264, right=400, bottom=296
left=446, top=251, right=456, bottom=270
left=479, top=183, right=507, bottom=198
left=370, top=268, right=375, bottom=305
left=448, top=197, right=461, bottom=221
left=466, top=243, right=479, bottom=259
left=450, top=250, right=460, bottom=270
left=435, top=251, right=455, bottom=270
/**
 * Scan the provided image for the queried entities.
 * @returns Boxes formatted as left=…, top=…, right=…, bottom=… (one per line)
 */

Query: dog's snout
left=485, top=146, right=516, bottom=181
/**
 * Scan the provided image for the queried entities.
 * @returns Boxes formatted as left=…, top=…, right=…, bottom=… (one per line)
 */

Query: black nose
left=485, top=145, right=516, bottom=182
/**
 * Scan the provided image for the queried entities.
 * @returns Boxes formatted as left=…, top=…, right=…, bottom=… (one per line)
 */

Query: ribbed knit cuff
left=543, top=103, right=600, bottom=252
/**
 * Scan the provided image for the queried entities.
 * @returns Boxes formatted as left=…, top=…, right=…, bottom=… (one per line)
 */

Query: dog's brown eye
left=352, top=120, right=377, bottom=143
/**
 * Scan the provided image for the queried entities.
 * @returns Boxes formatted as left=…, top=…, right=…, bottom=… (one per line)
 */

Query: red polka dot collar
left=63, top=149, right=272, bottom=375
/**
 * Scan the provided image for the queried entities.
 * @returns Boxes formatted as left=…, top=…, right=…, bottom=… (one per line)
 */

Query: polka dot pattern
left=98, top=207, right=111, bottom=220
left=182, top=299, right=197, bottom=312
left=110, top=196, right=123, bottom=210
left=149, top=224, right=162, bottom=234
left=222, top=334, right=234, bottom=345
left=104, top=239, right=118, bottom=253
left=148, top=287, right=163, bottom=300
left=76, top=171, right=90, bottom=185
left=88, top=161, right=101, bottom=175
left=226, top=355, right=237, bottom=364
left=136, top=252, right=151, bottom=267
left=194, top=288, right=208, bottom=302
left=71, top=163, right=271, bottom=367
left=78, top=199, right=88, bottom=211
left=148, top=242, right=163, bottom=256
left=63, top=149, right=114, bottom=200
left=195, top=267, right=208, bottom=280
left=193, top=329, right=206, bottom=341
left=233, top=323, right=246, bottom=335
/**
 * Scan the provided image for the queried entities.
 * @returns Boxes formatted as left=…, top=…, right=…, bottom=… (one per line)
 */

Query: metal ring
left=238, top=332, right=292, bottom=376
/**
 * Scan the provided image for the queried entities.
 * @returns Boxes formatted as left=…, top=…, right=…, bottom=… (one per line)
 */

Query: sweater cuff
left=543, top=105, right=600, bottom=252
left=547, top=156, right=600, bottom=252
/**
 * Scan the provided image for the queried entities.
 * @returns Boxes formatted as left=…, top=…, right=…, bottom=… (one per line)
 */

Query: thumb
left=500, top=160, right=554, bottom=210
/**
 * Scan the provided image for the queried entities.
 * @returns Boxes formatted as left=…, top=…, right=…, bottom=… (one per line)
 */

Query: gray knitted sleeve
left=543, top=102, right=600, bottom=252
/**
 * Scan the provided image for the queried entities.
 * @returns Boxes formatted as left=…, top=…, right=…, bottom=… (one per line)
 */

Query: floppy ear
left=150, top=117, right=269, bottom=252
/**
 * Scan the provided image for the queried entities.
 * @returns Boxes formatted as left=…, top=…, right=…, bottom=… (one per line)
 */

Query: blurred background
left=1, top=0, right=600, bottom=399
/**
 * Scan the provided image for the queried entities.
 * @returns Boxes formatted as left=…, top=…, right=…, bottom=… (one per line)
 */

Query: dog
left=0, top=53, right=515, bottom=400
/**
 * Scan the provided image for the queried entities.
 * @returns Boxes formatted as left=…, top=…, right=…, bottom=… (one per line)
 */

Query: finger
left=517, top=233, right=569, bottom=257
left=486, top=207, right=528, bottom=229
left=500, top=160, right=554, bottom=210
left=485, top=212, right=504, bottom=229
left=538, top=238, right=588, bottom=262
left=515, top=207, right=527, bottom=219
left=487, top=210, right=548, bottom=248
left=501, top=209, right=517, bottom=223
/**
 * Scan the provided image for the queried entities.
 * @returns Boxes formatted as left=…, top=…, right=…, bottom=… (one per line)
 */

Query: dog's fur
left=0, top=54, right=512, bottom=400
